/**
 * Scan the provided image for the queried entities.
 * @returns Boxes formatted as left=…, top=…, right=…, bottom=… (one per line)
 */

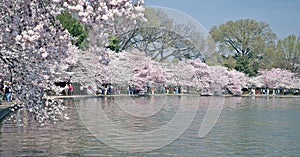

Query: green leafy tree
left=210, top=19, right=276, bottom=57
left=276, top=35, right=300, bottom=73
left=209, top=19, right=276, bottom=76
left=234, top=56, right=259, bottom=76
left=57, top=12, right=88, bottom=49
left=261, top=46, right=290, bottom=70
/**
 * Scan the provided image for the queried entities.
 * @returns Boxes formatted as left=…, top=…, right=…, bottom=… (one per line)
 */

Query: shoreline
left=1, top=94, right=299, bottom=121
left=44, top=94, right=300, bottom=99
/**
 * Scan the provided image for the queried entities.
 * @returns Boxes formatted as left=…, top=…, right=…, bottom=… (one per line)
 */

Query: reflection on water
left=0, top=96, right=300, bottom=156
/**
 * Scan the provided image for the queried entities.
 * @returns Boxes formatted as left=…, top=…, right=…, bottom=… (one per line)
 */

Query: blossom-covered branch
left=0, top=0, right=78, bottom=123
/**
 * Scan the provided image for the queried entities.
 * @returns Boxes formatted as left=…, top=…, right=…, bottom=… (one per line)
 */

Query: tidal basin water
left=0, top=96, right=300, bottom=156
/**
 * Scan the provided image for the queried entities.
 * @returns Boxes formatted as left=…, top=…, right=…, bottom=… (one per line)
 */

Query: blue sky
left=145, top=0, right=300, bottom=39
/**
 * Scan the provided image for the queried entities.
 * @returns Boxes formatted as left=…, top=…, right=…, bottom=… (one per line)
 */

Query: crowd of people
left=94, top=84, right=183, bottom=96
left=126, top=85, right=181, bottom=96
left=97, top=84, right=300, bottom=96
left=95, top=84, right=114, bottom=95
left=248, top=88, right=299, bottom=96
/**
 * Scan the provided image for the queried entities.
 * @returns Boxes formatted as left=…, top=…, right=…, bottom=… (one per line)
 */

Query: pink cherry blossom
left=1, top=0, right=78, bottom=124
left=109, top=49, right=166, bottom=92
left=226, top=69, right=248, bottom=95
left=165, top=59, right=211, bottom=95
left=249, top=68, right=296, bottom=89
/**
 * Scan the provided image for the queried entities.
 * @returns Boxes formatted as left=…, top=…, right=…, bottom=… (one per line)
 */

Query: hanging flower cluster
left=0, top=0, right=79, bottom=124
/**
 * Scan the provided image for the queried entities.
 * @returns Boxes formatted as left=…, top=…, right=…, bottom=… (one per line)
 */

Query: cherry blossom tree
left=132, top=56, right=167, bottom=92
left=110, top=49, right=166, bottom=92
left=249, top=68, right=296, bottom=89
left=189, top=59, right=211, bottom=94
left=1, top=0, right=79, bottom=124
left=209, top=66, right=229, bottom=95
left=291, top=77, right=300, bottom=89
left=226, top=69, right=248, bottom=95
left=71, top=47, right=111, bottom=94
left=166, top=59, right=211, bottom=95
left=207, top=66, right=247, bottom=95
left=57, top=0, right=146, bottom=91
left=166, top=61, right=196, bottom=87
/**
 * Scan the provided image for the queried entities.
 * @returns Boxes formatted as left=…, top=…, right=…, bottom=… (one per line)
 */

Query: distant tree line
left=210, top=19, right=300, bottom=76
left=57, top=9, right=300, bottom=77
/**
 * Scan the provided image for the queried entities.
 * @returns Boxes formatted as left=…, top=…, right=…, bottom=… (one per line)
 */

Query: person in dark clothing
left=4, top=82, right=12, bottom=102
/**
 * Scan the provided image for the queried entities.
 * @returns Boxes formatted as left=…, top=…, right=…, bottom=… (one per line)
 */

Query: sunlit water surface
left=0, top=96, right=300, bottom=156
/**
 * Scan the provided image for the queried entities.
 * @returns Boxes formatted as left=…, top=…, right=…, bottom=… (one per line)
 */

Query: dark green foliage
left=107, top=35, right=121, bottom=52
left=57, top=12, right=88, bottom=49
left=234, top=56, right=257, bottom=77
